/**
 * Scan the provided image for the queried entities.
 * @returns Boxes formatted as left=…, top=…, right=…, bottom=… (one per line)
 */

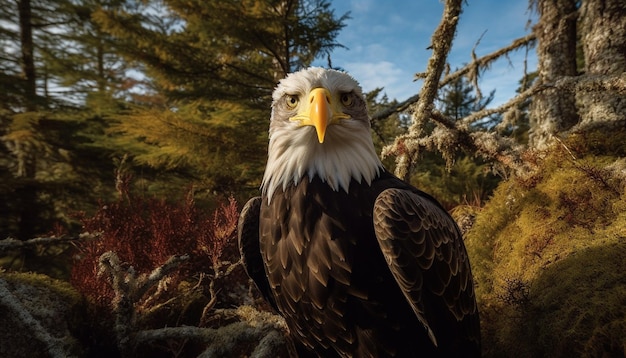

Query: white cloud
left=343, top=61, right=421, bottom=101
left=317, top=0, right=539, bottom=105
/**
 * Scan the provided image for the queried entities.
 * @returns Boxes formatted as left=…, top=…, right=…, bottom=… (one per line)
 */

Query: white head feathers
left=261, top=67, right=383, bottom=202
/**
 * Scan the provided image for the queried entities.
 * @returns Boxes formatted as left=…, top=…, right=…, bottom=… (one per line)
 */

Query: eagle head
left=261, top=67, right=383, bottom=202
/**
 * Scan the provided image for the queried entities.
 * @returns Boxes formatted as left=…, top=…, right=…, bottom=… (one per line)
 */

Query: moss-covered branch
left=97, top=251, right=190, bottom=357
left=386, top=0, right=463, bottom=181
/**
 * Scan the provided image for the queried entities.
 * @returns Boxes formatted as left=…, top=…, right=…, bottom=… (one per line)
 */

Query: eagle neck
left=261, top=125, right=383, bottom=204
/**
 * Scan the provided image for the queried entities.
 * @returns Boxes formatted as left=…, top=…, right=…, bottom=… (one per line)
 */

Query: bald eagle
left=238, top=67, right=480, bottom=357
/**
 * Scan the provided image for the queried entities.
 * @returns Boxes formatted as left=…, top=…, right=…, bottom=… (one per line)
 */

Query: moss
left=0, top=272, right=84, bottom=357
left=2, top=272, right=81, bottom=302
left=465, top=129, right=626, bottom=357
left=530, top=243, right=626, bottom=357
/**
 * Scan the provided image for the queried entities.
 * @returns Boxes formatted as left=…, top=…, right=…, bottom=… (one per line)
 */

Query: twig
left=552, top=135, right=577, bottom=161
left=458, top=81, right=545, bottom=129
left=97, top=251, right=190, bottom=358
left=199, top=259, right=241, bottom=325
left=439, top=33, right=536, bottom=89
left=133, top=254, right=189, bottom=299
left=371, top=93, right=419, bottom=122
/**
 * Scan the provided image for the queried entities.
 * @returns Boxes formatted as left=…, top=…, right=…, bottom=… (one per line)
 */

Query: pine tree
left=91, top=0, right=349, bottom=200
left=0, top=0, right=135, bottom=240
left=438, top=76, right=494, bottom=122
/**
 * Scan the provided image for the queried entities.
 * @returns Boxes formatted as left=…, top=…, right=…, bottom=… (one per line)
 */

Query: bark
left=16, top=0, right=38, bottom=241
left=391, top=0, right=463, bottom=181
left=528, top=0, right=578, bottom=149
left=576, top=0, right=626, bottom=126
left=18, top=0, right=36, bottom=110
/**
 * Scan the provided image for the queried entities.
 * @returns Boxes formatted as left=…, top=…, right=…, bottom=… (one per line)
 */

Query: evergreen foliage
left=0, top=0, right=624, bottom=356
left=438, top=76, right=495, bottom=123
left=0, top=0, right=349, bottom=238
left=0, top=0, right=135, bottom=240
left=367, top=88, right=406, bottom=171
left=90, top=0, right=349, bottom=201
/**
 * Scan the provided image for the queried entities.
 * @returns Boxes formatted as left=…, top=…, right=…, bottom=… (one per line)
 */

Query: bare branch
left=97, top=251, right=190, bottom=358
left=371, top=93, right=419, bottom=122
left=133, top=254, right=189, bottom=300
left=370, top=33, right=536, bottom=123
left=459, top=81, right=545, bottom=129
left=98, top=252, right=134, bottom=357
left=0, top=233, right=98, bottom=253
left=440, top=33, right=536, bottom=89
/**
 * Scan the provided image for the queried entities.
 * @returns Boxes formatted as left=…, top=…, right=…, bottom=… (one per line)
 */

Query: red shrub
left=70, top=188, right=241, bottom=312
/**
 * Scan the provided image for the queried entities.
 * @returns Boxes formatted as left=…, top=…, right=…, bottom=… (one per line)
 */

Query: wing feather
left=237, top=197, right=278, bottom=311
left=373, top=188, right=479, bottom=347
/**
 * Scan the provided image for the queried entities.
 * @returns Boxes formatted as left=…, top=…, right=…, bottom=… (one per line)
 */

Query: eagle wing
left=373, top=188, right=478, bottom=348
left=237, top=196, right=278, bottom=311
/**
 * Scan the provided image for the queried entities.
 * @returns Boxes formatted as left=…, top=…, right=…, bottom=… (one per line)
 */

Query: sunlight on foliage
left=464, top=128, right=626, bottom=357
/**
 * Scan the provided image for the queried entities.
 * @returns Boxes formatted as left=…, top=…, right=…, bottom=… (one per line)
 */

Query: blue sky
left=313, top=1, right=538, bottom=107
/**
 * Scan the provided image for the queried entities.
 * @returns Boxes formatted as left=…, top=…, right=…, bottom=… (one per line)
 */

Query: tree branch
left=440, top=33, right=536, bottom=89
left=370, top=33, right=536, bottom=123
left=97, top=251, right=190, bottom=358
left=0, top=233, right=98, bottom=253
left=387, top=0, right=463, bottom=180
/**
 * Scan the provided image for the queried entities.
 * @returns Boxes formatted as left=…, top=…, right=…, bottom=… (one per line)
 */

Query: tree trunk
left=576, top=0, right=626, bottom=126
left=17, top=0, right=38, bottom=240
left=528, top=0, right=578, bottom=149
left=18, top=0, right=37, bottom=111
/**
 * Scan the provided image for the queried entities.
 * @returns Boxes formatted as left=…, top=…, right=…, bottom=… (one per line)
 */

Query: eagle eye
left=340, top=92, right=354, bottom=107
left=285, top=95, right=299, bottom=109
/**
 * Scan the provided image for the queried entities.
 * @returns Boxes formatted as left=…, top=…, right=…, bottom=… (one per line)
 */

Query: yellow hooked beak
left=290, top=87, right=350, bottom=143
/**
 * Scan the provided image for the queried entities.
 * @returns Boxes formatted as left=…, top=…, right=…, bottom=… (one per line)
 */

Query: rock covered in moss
left=0, top=272, right=84, bottom=358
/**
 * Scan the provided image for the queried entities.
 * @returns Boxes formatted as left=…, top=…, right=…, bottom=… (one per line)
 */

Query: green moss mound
left=464, top=128, right=626, bottom=357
